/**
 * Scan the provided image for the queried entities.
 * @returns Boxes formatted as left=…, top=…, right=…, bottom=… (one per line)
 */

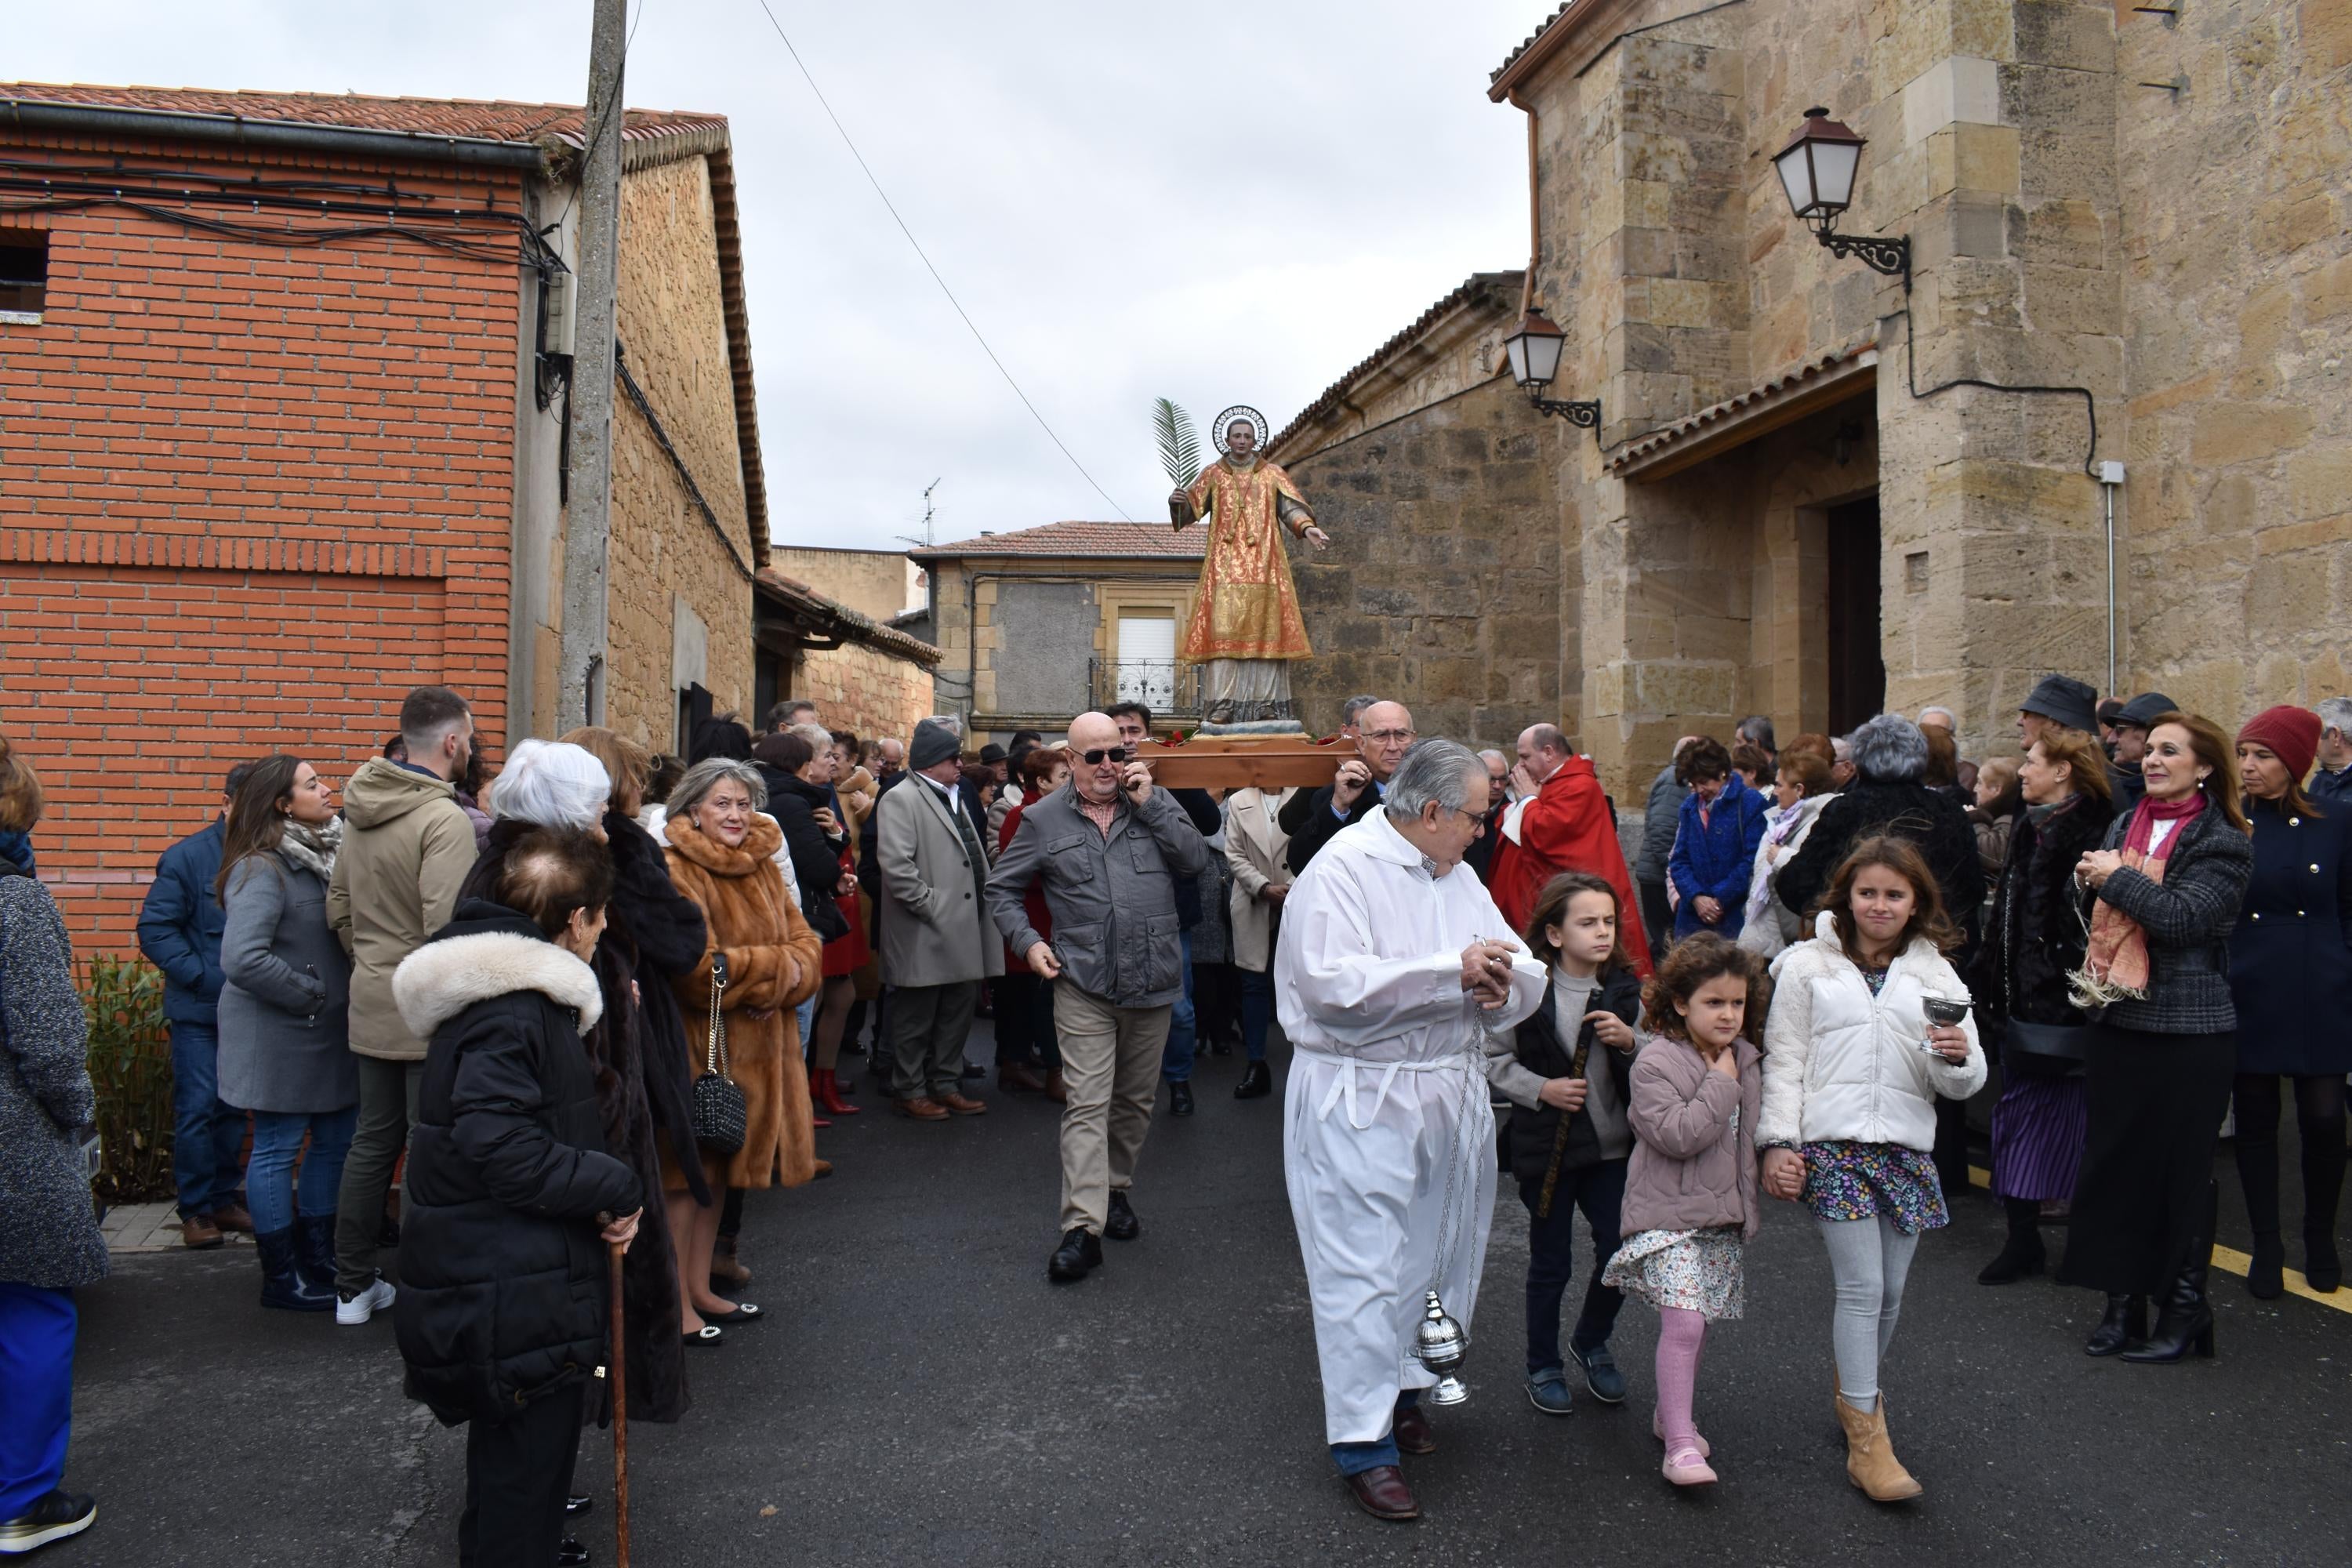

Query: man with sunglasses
left=988, top=712, right=1212, bottom=1283
left=1287, top=701, right=1418, bottom=877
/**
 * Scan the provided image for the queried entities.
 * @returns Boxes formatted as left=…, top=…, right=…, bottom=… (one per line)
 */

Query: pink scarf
left=2073, top=791, right=2205, bottom=1007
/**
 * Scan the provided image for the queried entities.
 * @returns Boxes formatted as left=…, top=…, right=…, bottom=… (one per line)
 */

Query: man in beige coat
left=326, top=685, right=476, bottom=1322
left=876, top=717, right=1003, bottom=1120
left=1223, top=785, right=1294, bottom=1099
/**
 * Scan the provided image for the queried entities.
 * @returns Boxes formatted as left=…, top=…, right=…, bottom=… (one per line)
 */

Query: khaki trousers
left=1052, top=981, right=1171, bottom=1234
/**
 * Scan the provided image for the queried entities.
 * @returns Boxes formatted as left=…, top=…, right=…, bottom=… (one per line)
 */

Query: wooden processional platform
left=1135, top=731, right=1347, bottom=792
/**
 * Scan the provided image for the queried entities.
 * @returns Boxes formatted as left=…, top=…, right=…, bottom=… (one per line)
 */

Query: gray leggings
left=1816, top=1214, right=1920, bottom=1410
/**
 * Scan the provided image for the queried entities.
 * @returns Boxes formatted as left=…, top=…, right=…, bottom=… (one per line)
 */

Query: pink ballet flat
left=1652, top=1408, right=1711, bottom=1458
left=1662, top=1446, right=1718, bottom=1486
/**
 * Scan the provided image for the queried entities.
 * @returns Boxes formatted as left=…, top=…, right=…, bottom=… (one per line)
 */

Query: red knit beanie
left=2237, top=705, right=2320, bottom=781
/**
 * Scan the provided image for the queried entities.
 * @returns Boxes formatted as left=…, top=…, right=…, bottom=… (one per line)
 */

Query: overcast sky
left=14, top=2, right=1544, bottom=550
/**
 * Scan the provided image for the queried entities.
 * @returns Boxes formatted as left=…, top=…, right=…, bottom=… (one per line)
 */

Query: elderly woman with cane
left=393, top=826, right=642, bottom=1567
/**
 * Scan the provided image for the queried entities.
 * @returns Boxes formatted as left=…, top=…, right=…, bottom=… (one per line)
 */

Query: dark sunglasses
left=1080, top=746, right=1133, bottom=766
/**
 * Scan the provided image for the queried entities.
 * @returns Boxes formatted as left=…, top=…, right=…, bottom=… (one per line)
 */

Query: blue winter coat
left=1669, top=775, right=1769, bottom=940
left=136, top=818, right=228, bottom=1026
left=2229, top=795, right=2352, bottom=1075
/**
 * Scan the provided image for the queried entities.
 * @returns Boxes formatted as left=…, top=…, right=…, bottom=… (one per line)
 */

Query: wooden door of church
left=1824, top=496, right=1885, bottom=736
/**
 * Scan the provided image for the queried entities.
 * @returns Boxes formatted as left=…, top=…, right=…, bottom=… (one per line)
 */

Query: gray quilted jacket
left=0, top=868, right=110, bottom=1289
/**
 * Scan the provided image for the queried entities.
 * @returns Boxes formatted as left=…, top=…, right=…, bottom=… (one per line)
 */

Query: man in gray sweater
left=987, top=711, right=1209, bottom=1284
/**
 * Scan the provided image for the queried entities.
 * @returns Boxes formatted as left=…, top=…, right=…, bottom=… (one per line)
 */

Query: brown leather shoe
left=895, top=1097, right=950, bottom=1121
left=1392, top=1404, right=1437, bottom=1455
left=1043, top=1070, right=1069, bottom=1105
left=181, top=1214, right=224, bottom=1250
left=208, top=1202, right=254, bottom=1235
left=937, top=1091, right=989, bottom=1116
left=1343, top=1465, right=1419, bottom=1522
left=997, top=1062, right=1047, bottom=1094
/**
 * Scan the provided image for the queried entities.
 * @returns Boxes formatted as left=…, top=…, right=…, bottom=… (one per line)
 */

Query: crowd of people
left=0, top=673, right=2346, bottom=1550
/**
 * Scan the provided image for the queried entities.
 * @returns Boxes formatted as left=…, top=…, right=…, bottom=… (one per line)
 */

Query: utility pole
left=557, top=0, right=626, bottom=732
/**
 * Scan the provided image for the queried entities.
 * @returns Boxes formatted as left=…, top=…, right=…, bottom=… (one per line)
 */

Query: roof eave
left=0, top=95, right=548, bottom=169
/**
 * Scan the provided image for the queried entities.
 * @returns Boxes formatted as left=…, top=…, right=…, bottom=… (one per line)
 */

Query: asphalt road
left=55, top=1025, right=2352, bottom=1567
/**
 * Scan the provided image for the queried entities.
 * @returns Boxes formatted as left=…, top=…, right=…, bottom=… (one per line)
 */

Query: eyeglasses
left=1080, top=746, right=1133, bottom=766
left=1363, top=728, right=1417, bottom=746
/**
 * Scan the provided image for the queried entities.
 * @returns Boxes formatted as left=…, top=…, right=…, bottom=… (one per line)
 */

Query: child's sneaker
left=336, top=1274, right=397, bottom=1326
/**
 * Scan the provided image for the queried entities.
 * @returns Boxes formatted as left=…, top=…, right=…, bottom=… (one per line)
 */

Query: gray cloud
left=12, top=1, right=1538, bottom=546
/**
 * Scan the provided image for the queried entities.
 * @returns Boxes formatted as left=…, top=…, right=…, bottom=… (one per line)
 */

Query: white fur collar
left=393, top=930, right=603, bottom=1040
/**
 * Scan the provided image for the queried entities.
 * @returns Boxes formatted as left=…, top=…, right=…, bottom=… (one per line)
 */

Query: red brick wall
left=0, top=132, right=524, bottom=950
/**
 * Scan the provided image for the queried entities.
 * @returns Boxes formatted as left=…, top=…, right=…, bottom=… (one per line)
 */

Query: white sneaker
left=336, top=1276, right=396, bottom=1325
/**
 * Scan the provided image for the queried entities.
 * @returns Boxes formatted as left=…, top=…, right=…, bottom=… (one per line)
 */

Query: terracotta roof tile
left=1490, top=2, right=1581, bottom=87
left=911, top=521, right=1205, bottom=561
left=755, top=568, right=942, bottom=666
left=1606, top=339, right=1878, bottom=470
left=1268, top=270, right=1523, bottom=455
left=0, top=82, right=725, bottom=151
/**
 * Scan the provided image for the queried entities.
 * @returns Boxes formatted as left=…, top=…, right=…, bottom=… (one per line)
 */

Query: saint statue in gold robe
left=1168, top=406, right=1328, bottom=725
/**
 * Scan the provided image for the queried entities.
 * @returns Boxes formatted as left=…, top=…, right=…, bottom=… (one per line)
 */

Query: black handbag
left=2003, top=1018, right=2092, bottom=1080
left=690, top=952, right=748, bottom=1155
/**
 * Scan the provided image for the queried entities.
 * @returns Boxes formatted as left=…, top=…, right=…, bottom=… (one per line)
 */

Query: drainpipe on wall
left=1508, top=89, right=1540, bottom=314
left=2099, top=461, right=2125, bottom=697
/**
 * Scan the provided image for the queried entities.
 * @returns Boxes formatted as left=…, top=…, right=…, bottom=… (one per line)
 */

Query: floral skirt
left=1601, top=1225, right=1745, bottom=1320
left=1801, top=1140, right=1948, bottom=1233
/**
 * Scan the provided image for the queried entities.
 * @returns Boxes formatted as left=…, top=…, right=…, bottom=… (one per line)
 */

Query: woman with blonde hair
left=660, top=758, right=823, bottom=1342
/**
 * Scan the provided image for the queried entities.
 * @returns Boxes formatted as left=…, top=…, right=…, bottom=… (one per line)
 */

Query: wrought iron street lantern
left=1501, top=308, right=1599, bottom=431
left=1773, top=107, right=1910, bottom=289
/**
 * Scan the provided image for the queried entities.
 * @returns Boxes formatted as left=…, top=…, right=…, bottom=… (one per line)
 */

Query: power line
left=748, top=1, right=1134, bottom=522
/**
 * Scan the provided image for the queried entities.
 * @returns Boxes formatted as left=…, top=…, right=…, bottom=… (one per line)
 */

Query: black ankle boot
left=2125, top=1181, right=2218, bottom=1363
left=1979, top=1199, right=2047, bottom=1284
left=256, top=1228, right=336, bottom=1312
left=2085, top=1293, right=2147, bottom=1356
left=2304, top=1232, right=2342, bottom=1294
left=293, top=1211, right=339, bottom=1294
left=2247, top=1232, right=2285, bottom=1300
left=2122, top=1269, right=2216, bottom=1362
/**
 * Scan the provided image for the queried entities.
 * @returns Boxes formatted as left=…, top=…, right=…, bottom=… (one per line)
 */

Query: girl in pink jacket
left=1601, top=935, right=1767, bottom=1488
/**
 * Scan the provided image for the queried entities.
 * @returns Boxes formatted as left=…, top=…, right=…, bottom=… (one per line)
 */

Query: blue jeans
left=0, top=1283, right=75, bottom=1521
left=245, top=1106, right=358, bottom=1236
left=1330, top=1388, right=1421, bottom=1476
left=169, top=1021, right=249, bottom=1218
left=1160, top=932, right=1197, bottom=1083
left=1239, top=967, right=1274, bottom=1063
left=1520, top=1160, right=1628, bottom=1374
left=796, top=996, right=817, bottom=1058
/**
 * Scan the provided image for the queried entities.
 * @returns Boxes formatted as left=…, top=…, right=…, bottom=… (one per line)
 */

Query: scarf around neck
left=2072, top=789, right=2205, bottom=1010
left=278, top=816, right=343, bottom=882
left=0, top=828, right=32, bottom=874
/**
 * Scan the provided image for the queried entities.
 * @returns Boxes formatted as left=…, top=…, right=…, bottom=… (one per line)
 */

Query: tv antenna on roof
left=896, top=477, right=942, bottom=549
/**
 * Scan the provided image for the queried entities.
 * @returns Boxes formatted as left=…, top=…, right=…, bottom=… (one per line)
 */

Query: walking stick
left=1533, top=1033, right=1595, bottom=1221
left=608, top=1241, right=631, bottom=1568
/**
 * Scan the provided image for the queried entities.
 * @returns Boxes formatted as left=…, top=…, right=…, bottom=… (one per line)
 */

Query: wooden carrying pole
left=608, top=1242, right=631, bottom=1568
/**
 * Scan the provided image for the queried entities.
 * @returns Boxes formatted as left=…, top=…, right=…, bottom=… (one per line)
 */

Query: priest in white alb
left=1275, top=739, right=1546, bottom=1523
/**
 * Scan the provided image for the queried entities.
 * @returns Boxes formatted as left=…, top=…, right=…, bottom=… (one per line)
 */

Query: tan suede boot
left=1835, top=1391, right=1923, bottom=1501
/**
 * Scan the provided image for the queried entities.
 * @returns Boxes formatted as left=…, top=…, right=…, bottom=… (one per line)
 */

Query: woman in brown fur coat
left=659, top=757, right=823, bottom=1341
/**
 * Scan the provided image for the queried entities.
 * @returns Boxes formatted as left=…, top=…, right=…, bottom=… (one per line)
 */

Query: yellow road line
left=1967, top=1165, right=2351, bottom=1316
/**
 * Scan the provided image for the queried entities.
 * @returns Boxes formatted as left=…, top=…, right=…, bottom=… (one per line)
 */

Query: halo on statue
left=1211, top=405, right=1270, bottom=456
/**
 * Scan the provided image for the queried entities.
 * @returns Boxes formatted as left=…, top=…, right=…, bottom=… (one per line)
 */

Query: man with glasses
left=1105, top=702, right=1222, bottom=1114
left=989, top=712, right=1210, bottom=1283
left=1287, top=701, right=1417, bottom=876
left=1276, top=738, right=1545, bottom=1520
left=1281, top=695, right=1384, bottom=839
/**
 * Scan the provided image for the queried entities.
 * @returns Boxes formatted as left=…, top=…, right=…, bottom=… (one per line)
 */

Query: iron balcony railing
left=1087, top=657, right=1203, bottom=720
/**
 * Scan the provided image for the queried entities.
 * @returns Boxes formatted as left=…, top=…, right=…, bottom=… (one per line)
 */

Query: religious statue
left=1164, top=405, right=1329, bottom=727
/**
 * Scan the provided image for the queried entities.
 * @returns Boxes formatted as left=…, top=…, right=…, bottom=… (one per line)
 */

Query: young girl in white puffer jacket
left=1759, top=836, right=1984, bottom=1504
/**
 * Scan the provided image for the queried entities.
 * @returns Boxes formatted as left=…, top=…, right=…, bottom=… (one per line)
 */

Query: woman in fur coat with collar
left=659, top=757, right=825, bottom=1341
left=392, top=829, right=643, bottom=1568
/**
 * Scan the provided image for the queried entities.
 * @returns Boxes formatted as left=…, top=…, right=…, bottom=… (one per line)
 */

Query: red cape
left=1489, top=757, right=1653, bottom=977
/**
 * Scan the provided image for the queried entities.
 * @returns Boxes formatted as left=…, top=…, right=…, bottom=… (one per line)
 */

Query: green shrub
left=81, top=954, right=177, bottom=1204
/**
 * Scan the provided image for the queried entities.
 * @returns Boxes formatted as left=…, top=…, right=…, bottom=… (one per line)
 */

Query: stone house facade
left=1272, top=0, right=2350, bottom=802
left=0, top=85, right=770, bottom=945
left=750, top=564, right=941, bottom=746
left=909, top=521, right=1210, bottom=740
